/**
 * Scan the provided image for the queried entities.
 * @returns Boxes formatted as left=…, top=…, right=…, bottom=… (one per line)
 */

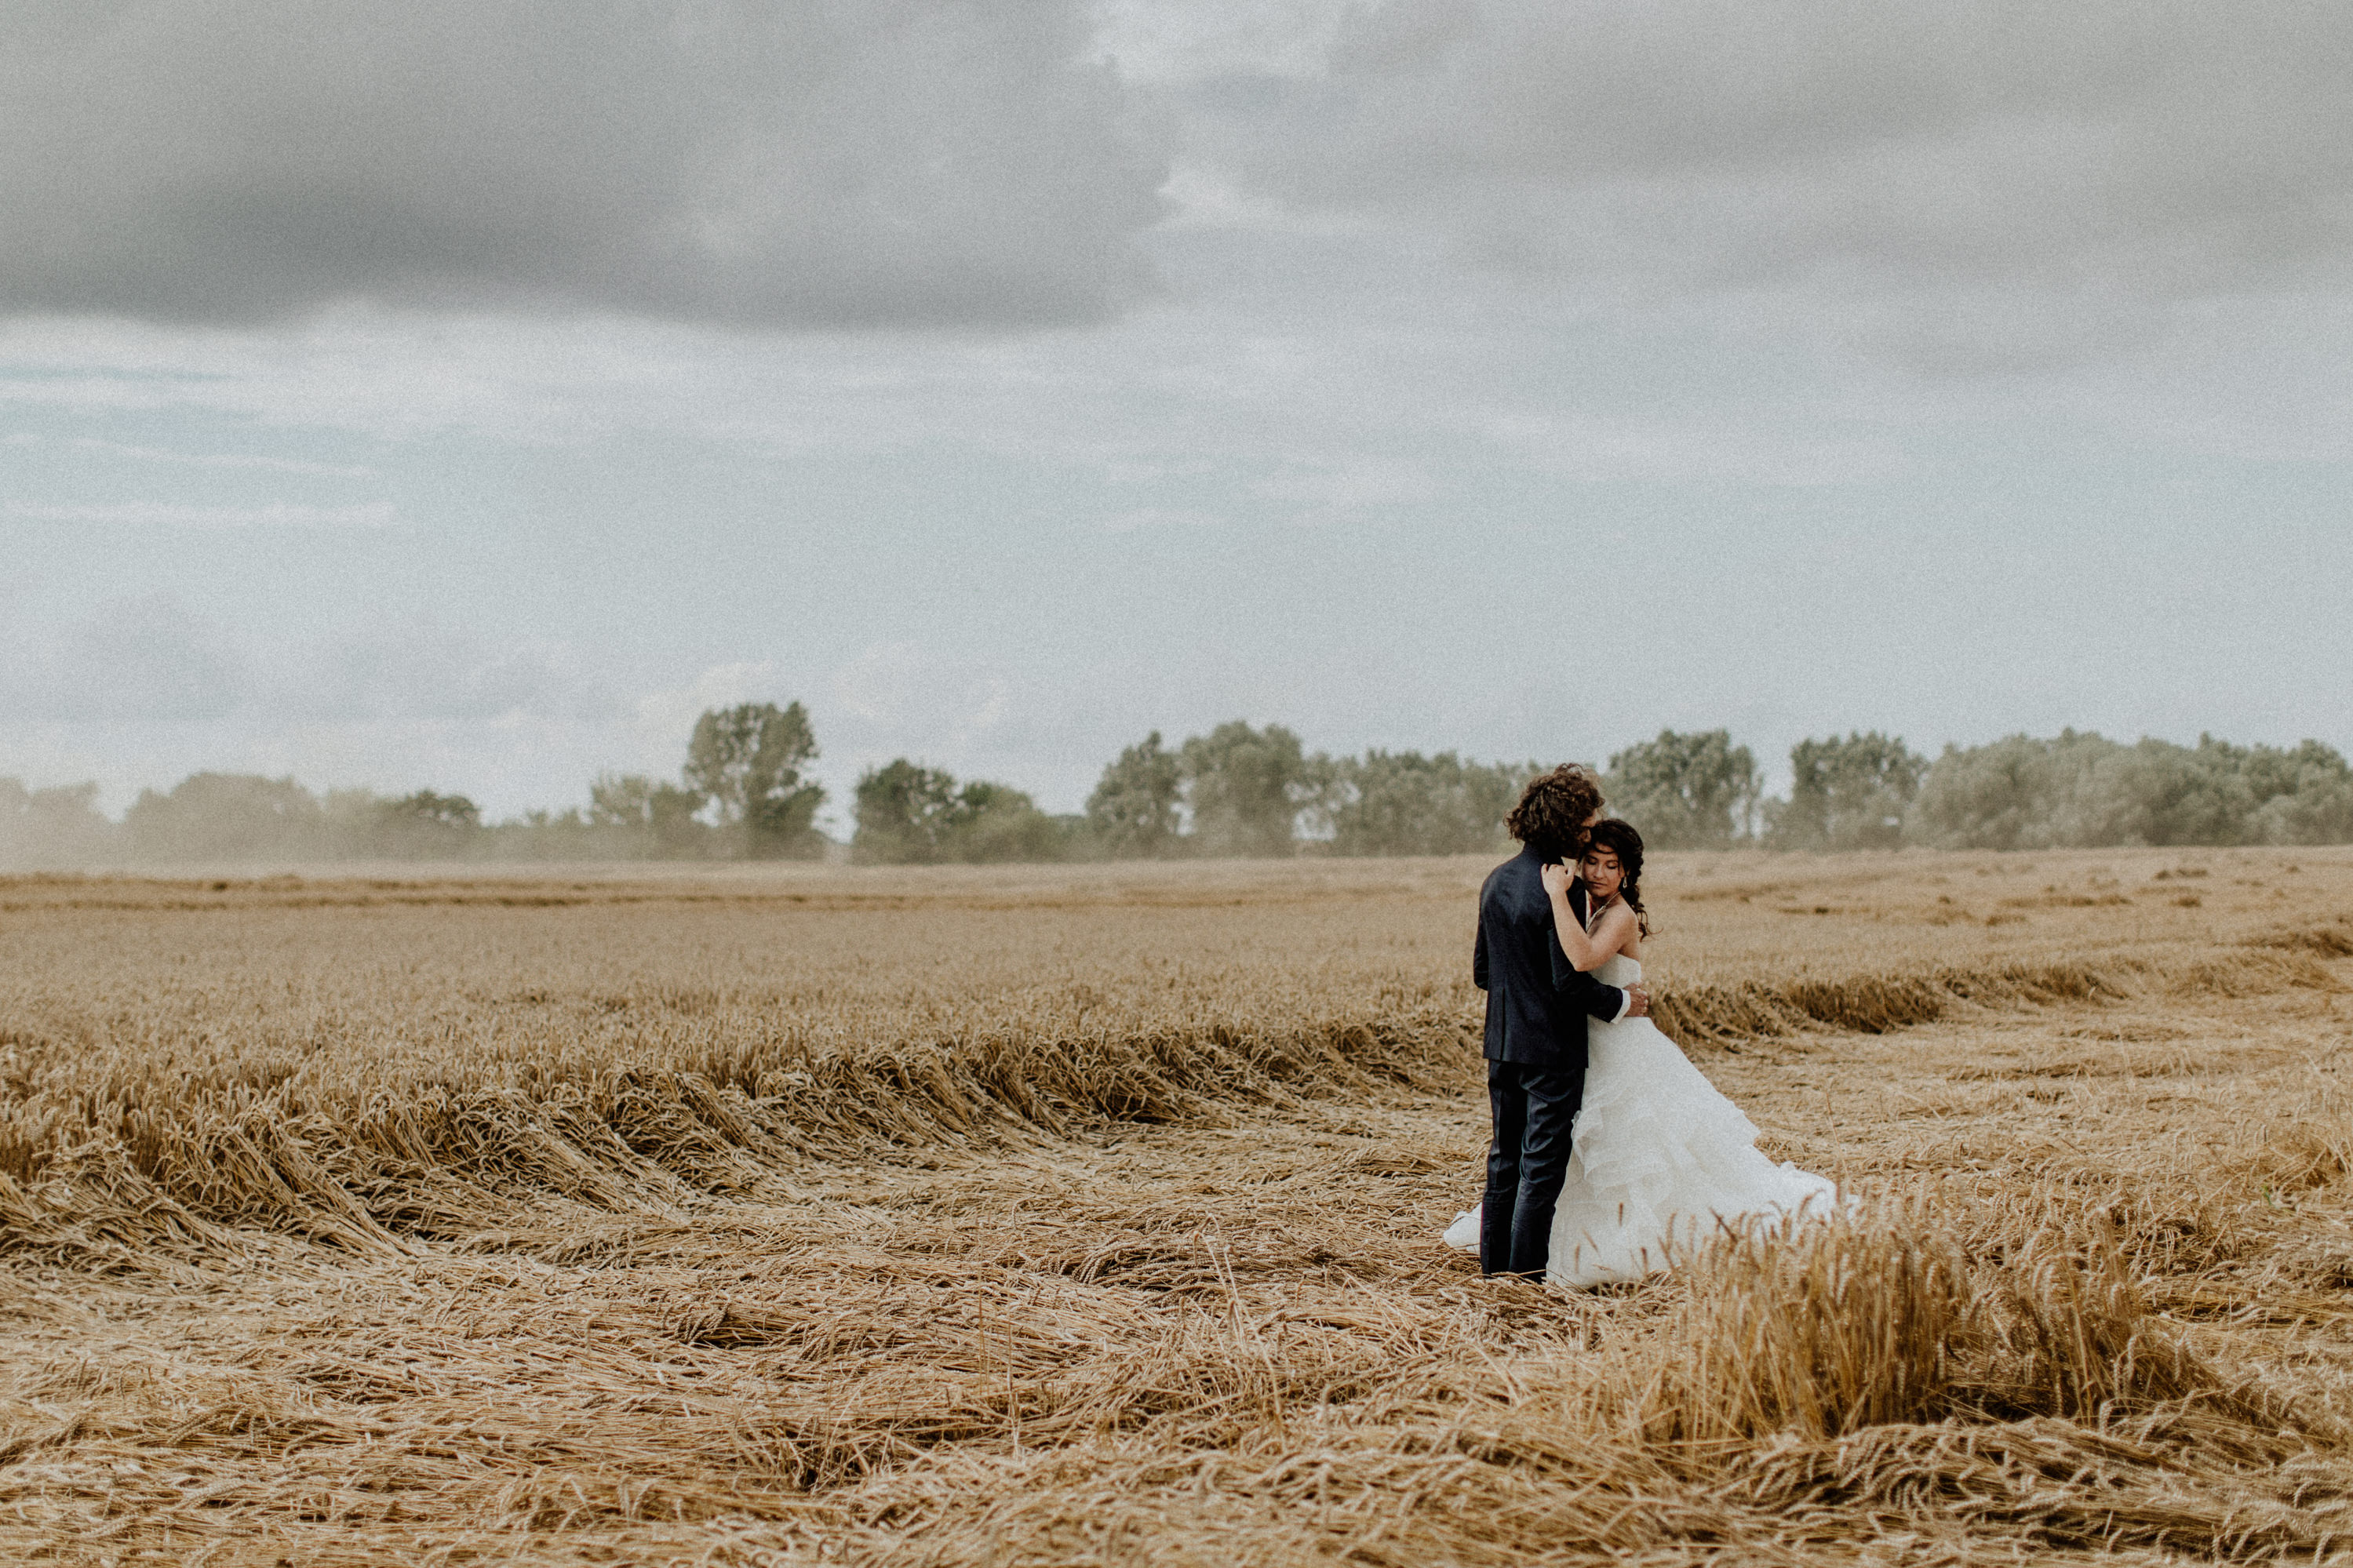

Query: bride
left=1444, top=819, right=1836, bottom=1286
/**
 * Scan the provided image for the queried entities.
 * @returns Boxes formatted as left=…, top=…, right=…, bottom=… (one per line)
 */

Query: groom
left=1473, top=764, right=1649, bottom=1281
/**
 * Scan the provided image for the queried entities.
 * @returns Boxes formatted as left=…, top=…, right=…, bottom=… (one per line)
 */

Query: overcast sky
left=4, top=0, right=2349, bottom=828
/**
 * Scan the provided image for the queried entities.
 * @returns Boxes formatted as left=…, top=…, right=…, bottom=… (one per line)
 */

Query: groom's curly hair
left=1505, top=764, right=1604, bottom=860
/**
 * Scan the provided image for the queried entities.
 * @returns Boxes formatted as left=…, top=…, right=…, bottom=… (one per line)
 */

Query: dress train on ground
left=1445, top=955, right=1836, bottom=1286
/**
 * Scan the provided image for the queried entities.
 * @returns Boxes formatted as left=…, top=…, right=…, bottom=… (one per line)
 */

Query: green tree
left=1907, top=730, right=2155, bottom=849
left=1180, top=721, right=1313, bottom=858
left=122, top=773, right=326, bottom=861
left=1772, top=733, right=1927, bottom=851
left=1603, top=729, right=1761, bottom=849
left=853, top=762, right=1069, bottom=864
left=494, top=806, right=602, bottom=861
left=589, top=772, right=712, bottom=858
left=371, top=789, right=483, bottom=859
left=1910, top=731, right=2353, bottom=849
left=852, top=759, right=962, bottom=864
left=0, top=778, right=115, bottom=870
left=1085, top=730, right=1184, bottom=857
left=1325, top=751, right=1528, bottom=857
left=2242, top=740, right=2353, bottom=844
left=1909, top=733, right=2063, bottom=850
left=945, top=780, right=1062, bottom=864
left=683, top=701, right=825, bottom=858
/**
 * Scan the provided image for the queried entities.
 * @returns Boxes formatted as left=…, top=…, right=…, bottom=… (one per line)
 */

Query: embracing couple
left=1444, top=764, right=1835, bottom=1287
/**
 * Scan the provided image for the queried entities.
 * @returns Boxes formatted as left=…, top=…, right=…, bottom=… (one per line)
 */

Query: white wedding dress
left=1444, top=954, right=1838, bottom=1286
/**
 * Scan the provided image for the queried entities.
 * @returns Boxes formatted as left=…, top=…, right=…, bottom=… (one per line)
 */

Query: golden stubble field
left=2, top=846, right=2351, bottom=1565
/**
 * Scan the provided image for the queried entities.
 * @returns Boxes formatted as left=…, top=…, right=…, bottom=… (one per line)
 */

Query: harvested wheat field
left=2, top=846, right=2351, bottom=1565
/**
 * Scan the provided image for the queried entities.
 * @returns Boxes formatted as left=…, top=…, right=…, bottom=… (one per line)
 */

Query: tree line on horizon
left=6, top=702, right=2353, bottom=870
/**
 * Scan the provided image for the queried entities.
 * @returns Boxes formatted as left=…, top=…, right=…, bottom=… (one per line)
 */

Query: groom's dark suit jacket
left=1473, top=845, right=1630, bottom=1068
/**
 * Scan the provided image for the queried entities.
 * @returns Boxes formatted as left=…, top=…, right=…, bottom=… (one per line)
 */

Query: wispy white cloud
left=830, top=643, right=1011, bottom=751
left=629, top=661, right=792, bottom=772
left=3, top=431, right=377, bottom=477
left=0, top=596, right=250, bottom=724
left=1254, top=455, right=1436, bottom=517
left=1480, top=414, right=1914, bottom=488
left=4, top=500, right=395, bottom=527
left=1101, top=505, right=1226, bottom=533
left=0, top=600, right=610, bottom=729
left=1091, top=0, right=1353, bottom=82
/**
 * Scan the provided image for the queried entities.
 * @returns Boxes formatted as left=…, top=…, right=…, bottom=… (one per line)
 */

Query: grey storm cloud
left=0, top=1, right=1168, bottom=327
left=1209, top=0, right=2353, bottom=349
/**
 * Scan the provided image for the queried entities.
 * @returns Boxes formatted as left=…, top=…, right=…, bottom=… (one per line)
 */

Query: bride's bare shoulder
left=1596, top=901, right=1641, bottom=960
left=1609, top=904, right=1643, bottom=959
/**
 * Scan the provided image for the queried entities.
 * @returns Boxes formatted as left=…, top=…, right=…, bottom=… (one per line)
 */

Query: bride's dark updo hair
left=1583, top=817, right=1650, bottom=938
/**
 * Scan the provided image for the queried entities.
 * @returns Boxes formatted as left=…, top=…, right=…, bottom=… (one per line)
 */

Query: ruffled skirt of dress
left=1443, top=1015, right=1837, bottom=1286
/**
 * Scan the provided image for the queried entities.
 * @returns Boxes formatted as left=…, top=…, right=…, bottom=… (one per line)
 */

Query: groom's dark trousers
left=1473, top=845, right=1629, bottom=1281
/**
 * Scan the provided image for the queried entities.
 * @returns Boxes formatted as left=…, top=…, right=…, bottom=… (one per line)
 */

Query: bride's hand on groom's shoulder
left=1541, top=862, right=1572, bottom=898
